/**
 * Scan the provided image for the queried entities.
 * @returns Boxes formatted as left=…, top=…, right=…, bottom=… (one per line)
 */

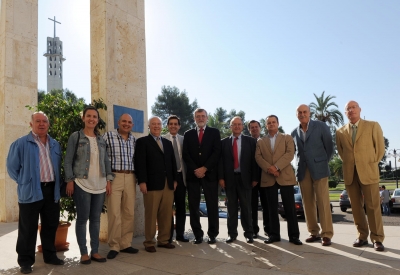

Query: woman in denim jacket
left=64, top=106, right=115, bottom=264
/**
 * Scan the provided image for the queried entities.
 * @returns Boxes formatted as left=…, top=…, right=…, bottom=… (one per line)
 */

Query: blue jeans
left=382, top=202, right=391, bottom=216
left=73, top=184, right=105, bottom=255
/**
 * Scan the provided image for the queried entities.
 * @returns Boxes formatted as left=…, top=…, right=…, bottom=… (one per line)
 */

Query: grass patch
left=329, top=183, right=345, bottom=191
left=329, top=193, right=341, bottom=202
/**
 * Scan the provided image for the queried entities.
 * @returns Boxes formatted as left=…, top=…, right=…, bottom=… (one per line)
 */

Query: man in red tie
left=183, top=108, right=221, bottom=244
left=218, top=117, right=258, bottom=243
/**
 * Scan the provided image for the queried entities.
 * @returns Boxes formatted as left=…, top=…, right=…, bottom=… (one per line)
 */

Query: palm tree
left=329, top=156, right=343, bottom=180
left=309, top=91, right=344, bottom=127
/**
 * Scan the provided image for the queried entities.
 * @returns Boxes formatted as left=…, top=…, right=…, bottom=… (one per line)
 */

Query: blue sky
left=38, top=1, right=400, bottom=165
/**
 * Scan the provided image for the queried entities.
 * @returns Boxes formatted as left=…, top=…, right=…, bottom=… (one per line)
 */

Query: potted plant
left=28, top=90, right=107, bottom=252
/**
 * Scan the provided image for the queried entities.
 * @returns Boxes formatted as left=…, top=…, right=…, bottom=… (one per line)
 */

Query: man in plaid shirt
left=103, top=114, right=138, bottom=259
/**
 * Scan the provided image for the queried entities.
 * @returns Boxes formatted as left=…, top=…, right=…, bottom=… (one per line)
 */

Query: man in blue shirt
left=7, top=112, right=64, bottom=274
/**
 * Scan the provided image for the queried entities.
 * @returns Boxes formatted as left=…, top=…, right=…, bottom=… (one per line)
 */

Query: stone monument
left=0, top=0, right=147, bottom=240
left=43, top=16, right=66, bottom=92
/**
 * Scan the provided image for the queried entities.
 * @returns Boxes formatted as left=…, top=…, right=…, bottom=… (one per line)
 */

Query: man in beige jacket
left=255, top=115, right=302, bottom=245
left=336, top=100, right=385, bottom=251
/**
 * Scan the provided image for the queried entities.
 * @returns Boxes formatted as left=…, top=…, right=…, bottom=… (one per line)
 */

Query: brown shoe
left=305, top=235, right=321, bottom=243
left=145, top=246, right=156, bottom=253
left=322, top=237, right=331, bottom=246
left=353, top=239, right=368, bottom=247
left=157, top=243, right=175, bottom=249
left=373, top=242, right=384, bottom=251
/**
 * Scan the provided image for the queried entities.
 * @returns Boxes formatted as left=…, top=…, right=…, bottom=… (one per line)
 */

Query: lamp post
left=387, top=149, right=400, bottom=188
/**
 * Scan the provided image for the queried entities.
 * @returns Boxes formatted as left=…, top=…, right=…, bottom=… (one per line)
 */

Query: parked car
left=339, top=190, right=351, bottom=212
left=199, top=202, right=230, bottom=218
left=278, top=186, right=333, bottom=218
left=391, top=188, right=400, bottom=212
left=340, top=189, right=369, bottom=213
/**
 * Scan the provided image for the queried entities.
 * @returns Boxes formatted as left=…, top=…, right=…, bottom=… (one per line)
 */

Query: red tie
left=199, top=128, right=204, bottom=144
left=233, top=137, right=239, bottom=169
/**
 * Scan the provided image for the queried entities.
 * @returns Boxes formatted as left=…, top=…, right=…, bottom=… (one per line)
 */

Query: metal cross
left=48, top=16, right=61, bottom=38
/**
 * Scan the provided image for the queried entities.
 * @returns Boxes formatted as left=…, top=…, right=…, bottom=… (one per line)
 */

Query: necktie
left=233, top=137, right=239, bottom=169
left=172, top=136, right=181, bottom=171
left=156, top=137, right=163, bottom=152
left=352, top=125, right=357, bottom=145
left=199, top=128, right=204, bottom=144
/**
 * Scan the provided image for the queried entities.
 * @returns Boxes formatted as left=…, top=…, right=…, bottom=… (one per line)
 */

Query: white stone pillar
left=90, top=0, right=147, bottom=239
left=0, top=0, right=38, bottom=222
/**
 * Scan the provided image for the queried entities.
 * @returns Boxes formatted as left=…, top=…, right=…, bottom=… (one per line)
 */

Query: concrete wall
left=0, top=0, right=38, bottom=222
left=90, top=0, right=147, bottom=239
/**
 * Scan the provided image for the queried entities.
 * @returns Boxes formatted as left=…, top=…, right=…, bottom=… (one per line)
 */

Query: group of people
left=6, top=100, right=386, bottom=274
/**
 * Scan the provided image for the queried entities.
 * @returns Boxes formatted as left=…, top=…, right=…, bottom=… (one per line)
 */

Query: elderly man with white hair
left=134, top=117, right=178, bottom=253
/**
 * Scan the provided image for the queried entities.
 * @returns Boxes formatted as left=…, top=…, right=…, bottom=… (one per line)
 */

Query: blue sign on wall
left=113, top=105, right=144, bottom=133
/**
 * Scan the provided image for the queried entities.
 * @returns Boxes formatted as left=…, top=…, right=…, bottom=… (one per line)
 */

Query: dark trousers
left=17, top=182, right=60, bottom=267
left=170, top=173, right=187, bottom=240
left=226, top=174, right=253, bottom=238
left=187, top=178, right=219, bottom=238
left=266, top=183, right=299, bottom=239
left=252, top=183, right=270, bottom=235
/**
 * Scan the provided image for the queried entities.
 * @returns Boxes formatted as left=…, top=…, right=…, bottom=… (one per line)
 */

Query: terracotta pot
left=37, top=222, right=71, bottom=252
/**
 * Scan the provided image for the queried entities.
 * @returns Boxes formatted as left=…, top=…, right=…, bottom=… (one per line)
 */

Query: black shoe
left=252, top=233, right=259, bottom=239
left=374, top=242, right=385, bottom=251
left=176, top=236, right=189, bottom=242
left=226, top=236, right=236, bottom=243
left=44, top=257, right=64, bottom=265
left=107, top=250, right=119, bottom=259
left=193, top=237, right=203, bottom=244
left=289, top=238, right=303, bottom=245
left=353, top=239, right=368, bottom=247
left=120, top=247, right=139, bottom=254
left=80, top=258, right=91, bottom=265
left=246, top=237, right=254, bottom=243
left=90, top=256, right=107, bottom=263
left=264, top=236, right=281, bottom=244
left=20, top=266, right=32, bottom=274
left=208, top=237, right=216, bottom=244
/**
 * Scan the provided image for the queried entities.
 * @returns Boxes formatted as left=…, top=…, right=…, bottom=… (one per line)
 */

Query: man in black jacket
left=183, top=108, right=221, bottom=244
left=219, top=117, right=258, bottom=243
left=135, top=117, right=177, bottom=253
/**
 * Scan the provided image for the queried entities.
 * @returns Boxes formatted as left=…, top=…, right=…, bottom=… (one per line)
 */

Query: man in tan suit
left=255, top=115, right=302, bottom=245
left=336, top=100, right=385, bottom=251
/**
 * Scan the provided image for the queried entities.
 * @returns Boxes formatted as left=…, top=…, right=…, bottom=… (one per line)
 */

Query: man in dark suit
left=256, top=115, right=302, bottom=245
left=219, top=117, right=258, bottom=243
left=248, top=120, right=269, bottom=238
left=163, top=115, right=189, bottom=243
left=183, top=108, right=221, bottom=244
left=291, top=104, right=334, bottom=246
left=135, top=117, right=177, bottom=253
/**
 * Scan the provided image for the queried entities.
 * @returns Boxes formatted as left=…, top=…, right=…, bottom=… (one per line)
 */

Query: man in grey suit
left=291, top=104, right=334, bottom=246
left=218, top=117, right=258, bottom=243
left=164, top=115, right=189, bottom=243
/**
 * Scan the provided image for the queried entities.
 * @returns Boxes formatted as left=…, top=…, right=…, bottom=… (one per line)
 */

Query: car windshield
left=294, top=194, right=302, bottom=201
left=394, top=190, right=400, bottom=196
left=294, top=186, right=300, bottom=194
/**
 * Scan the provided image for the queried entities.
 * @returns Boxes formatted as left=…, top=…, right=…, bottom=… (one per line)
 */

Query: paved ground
left=1, top=216, right=400, bottom=275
